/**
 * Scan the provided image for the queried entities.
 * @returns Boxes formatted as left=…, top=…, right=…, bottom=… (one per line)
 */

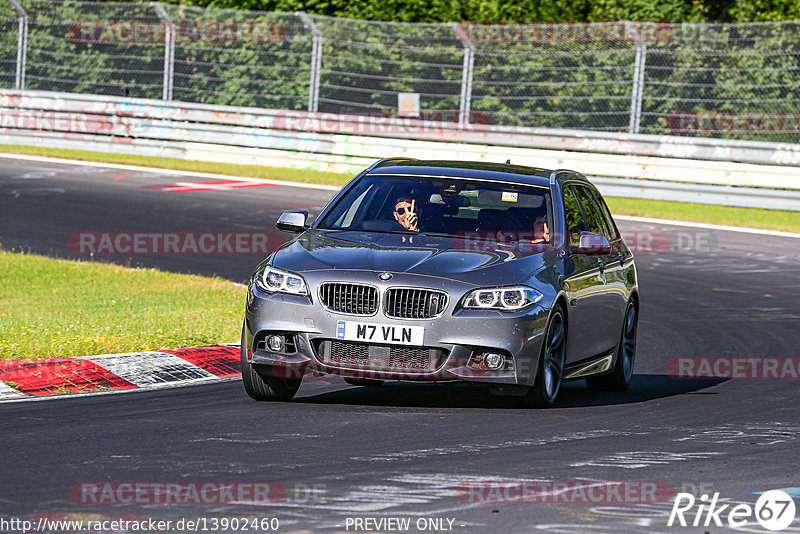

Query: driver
left=531, top=213, right=550, bottom=244
left=393, top=195, right=421, bottom=232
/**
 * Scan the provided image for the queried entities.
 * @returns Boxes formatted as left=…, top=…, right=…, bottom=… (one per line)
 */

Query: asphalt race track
left=1, top=156, right=799, bottom=533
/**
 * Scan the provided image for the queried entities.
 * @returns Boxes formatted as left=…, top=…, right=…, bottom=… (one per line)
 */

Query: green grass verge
left=605, top=197, right=799, bottom=233
left=1, top=145, right=797, bottom=233
left=0, top=251, right=243, bottom=360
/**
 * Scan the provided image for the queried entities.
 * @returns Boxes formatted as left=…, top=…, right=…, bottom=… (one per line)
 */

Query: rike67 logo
left=668, top=490, right=796, bottom=531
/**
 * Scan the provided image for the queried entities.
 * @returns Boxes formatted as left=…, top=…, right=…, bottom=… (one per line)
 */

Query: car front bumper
left=243, top=271, right=551, bottom=387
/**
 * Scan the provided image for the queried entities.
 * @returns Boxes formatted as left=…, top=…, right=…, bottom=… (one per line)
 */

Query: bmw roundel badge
left=379, top=272, right=392, bottom=281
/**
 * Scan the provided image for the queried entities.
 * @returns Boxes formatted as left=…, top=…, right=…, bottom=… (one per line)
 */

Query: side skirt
left=563, top=350, right=616, bottom=381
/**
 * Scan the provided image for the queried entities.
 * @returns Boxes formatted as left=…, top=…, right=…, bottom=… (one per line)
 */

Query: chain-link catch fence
left=2, top=2, right=800, bottom=143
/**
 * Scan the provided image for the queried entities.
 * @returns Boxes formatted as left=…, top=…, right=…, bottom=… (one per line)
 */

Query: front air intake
left=319, top=283, right=379, bottom=315
left=384, top=288, right=448, bottom=319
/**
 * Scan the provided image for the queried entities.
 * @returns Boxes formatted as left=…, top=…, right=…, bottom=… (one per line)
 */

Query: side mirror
left=578, top=231, right=611, bottom=254
left=276, top=211, right=308, bottom=233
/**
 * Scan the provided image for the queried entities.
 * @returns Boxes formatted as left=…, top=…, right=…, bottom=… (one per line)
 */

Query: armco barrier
left=2, top=89, right=800, bottom=210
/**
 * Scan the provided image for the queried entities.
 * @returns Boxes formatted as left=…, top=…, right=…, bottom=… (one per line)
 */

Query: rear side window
left=572, top=186, right=607, bottom=238
left=562, top=186, right=586, bottom=247
left=589, top=189, right=620, bottom=241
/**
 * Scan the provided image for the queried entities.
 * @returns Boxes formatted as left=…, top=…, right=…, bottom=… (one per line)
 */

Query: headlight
left=255, top=265, right=309, bottom=296
left=462, top=286, right=542, bottom=311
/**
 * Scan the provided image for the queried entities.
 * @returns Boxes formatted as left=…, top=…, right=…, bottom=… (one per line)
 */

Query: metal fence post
left=628, top=43, right=646, bottom=134
left=297, top=12, right=322, bottom=113
left=152, top=2, right=175, bottom=101
left=8, top=0, right=27, bottom=91
left=625, top=22, right=647, bottom=134
left=453, top=23, right=474, bottom=129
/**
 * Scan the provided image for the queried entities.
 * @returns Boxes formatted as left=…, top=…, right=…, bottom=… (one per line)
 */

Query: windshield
left=318, top=176, right=552, bottom=243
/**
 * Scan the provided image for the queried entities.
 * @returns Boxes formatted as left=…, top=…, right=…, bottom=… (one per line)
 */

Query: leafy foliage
left=156, top=0, right=800, bottom=24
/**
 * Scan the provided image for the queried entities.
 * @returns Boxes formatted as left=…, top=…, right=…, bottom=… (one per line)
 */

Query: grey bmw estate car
left=242, top=159, right=638, bottom=407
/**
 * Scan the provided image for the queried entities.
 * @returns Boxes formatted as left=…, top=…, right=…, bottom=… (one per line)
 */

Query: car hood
left=271, top=229, right=554, bottom=286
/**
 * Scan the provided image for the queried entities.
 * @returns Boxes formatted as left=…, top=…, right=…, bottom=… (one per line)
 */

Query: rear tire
left=519, top=304, right=567, bottom=408
left=587, top=300, right=638, bottom=392
left=344, top=378, right=385, bottom=387
left=241, top=325, right=302, bottom=401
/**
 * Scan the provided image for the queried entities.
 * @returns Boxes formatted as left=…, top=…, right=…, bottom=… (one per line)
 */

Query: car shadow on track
left=293, top=374, right=727, bottom=409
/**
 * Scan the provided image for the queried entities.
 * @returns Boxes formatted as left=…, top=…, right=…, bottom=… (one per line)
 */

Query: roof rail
left=365, top=157, right=418, bottom=172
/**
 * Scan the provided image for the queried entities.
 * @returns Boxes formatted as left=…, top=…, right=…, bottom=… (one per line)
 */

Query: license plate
left=336, top=320, right=424, bottom=345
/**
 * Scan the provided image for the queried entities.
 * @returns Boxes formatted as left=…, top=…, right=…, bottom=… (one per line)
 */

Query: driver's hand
left=407, top=213, right=418, bottom=231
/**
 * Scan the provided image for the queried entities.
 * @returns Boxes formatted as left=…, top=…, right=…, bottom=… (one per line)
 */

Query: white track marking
left=236, top=473, right=488, bottom=514
left=671, top=423, right=800, bottom=446
left=351, top=430, right=643, bottom=462
left=0, top=153, right=341, bottom=191
left=616, top=215, right=800, bottom=238
left=571, top=451, right=722, bottom=469
left=2, top=153, right=798, bottom=238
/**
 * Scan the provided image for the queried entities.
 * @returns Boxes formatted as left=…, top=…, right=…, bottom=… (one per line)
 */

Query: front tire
left=519, top=304, right=567, bottom=408
left=587, top=300, right=638, bottom=392
left=241, top=325, right=302, bottom=401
